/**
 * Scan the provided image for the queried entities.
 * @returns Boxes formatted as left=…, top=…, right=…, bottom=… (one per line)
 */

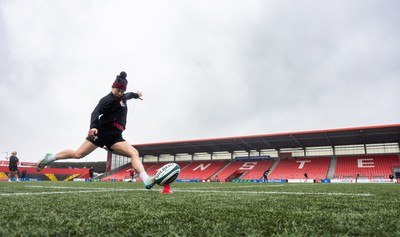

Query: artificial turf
left=0, top=182, right=399, bottom=236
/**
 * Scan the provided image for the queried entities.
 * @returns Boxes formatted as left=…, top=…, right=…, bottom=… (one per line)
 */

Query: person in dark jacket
left=89, top=167, right=94, bottom=181
left=35, top=71, right=156, bottom=189
left=389, top=174, right=394, bottom=182
left=8, top=151, right=20, bottom=182
left=263, top=169, right=269, bottom=183
left=21, top=169, right=27, bottom=181
left=304, top=172, right=308, bottom=182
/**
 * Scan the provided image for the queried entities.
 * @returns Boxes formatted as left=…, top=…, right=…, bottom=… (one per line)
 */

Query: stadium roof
left=134, top=124, right=400, bottom=157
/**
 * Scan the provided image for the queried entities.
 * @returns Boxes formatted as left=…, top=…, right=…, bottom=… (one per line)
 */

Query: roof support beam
left=261, top=138, right=277, bottom=150
left=359, top=130, right=368, bottom=154
left=290, top=135, right=304, bottom=149
left=240, top=139, right=257, bottom=151
left=324, top=132, right=334, bottom=147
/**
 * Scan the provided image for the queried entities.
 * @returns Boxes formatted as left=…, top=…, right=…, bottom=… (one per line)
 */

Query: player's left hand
left=137, top=91, right=143, bottom=100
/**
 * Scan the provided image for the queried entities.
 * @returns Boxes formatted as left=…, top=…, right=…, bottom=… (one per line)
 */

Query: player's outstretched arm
left=125, top=91, right=143, bottom=100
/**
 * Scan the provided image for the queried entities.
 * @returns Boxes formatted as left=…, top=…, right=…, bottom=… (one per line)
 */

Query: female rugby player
left=35, top=71, right=155, bottom=189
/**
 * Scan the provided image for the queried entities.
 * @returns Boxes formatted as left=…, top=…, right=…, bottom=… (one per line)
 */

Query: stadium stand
left=334, top=155, right=400, bottom=179
left=178, top=161, right=228, bottom=180
left=5, top=155, right=398, bottom=182
left=238, top=160, right=275, bottom=180
left=0, top=166, right=90, bottom=181
left=98, top=155, right=399, bottom=182
left=101, top=163, right=155, bottom=181
left=3, top=124, right=399, bottom=183
left=268, top=157, right=331, bottom=180
left=145, top=162, right=190, bottom=176
left=29, top=154, right=396, bottom=182
left=211, top=161, right=249, bottom=182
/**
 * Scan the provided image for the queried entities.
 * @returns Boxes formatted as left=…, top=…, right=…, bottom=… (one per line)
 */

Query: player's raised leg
left=111, top=141, right=155, bottom=189
left=36, top=140, right=98, bottom=171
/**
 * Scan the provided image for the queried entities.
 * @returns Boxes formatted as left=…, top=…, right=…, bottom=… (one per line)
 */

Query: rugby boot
left=144, top=176, right=156, bottom=189
left=36, top=153, right=53, bottom=171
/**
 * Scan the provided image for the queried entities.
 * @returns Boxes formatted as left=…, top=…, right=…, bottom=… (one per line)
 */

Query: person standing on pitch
left=263, top=169, right=269, bottom=183
left=35, top=71, right=156, bottom=189
left=129, top=169, right=135, bottom=180
left=89, top=167, right=94, bottom=182
left=8, top=151, right=20, bottom=182
left=21, top=169, right=27, bottom=181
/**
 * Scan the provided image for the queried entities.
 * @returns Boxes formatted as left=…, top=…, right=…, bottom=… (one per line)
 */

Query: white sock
left=47, top=154, right=57, bottom=162
left=139, top=171, right=150, bottom=181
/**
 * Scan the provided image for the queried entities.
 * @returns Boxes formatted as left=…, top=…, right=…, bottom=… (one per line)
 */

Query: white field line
left=0, top=190, right=119, bottom=196
left=173, top=185, right=285, bottom=189
left=0, top=185, right=373, bottom=197
left=173, top=190, right=373, bottom=196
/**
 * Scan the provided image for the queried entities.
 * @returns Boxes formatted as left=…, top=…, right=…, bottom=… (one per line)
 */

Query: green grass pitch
left=1, top=182, right=399, bottom=236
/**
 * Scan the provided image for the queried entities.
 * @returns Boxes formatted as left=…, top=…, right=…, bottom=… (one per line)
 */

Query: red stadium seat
left=239, top=160, right=275, bottom=180
left=268, top=157, right=331, bottom=180
left=102, top=163, right=155, bottom=181
left=334, top=155, right=400, bottom=179
left=178, top=161, right=228, bottom=180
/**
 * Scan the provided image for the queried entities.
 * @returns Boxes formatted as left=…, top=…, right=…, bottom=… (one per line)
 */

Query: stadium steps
left=326, top=157, right=336, bottom=179
left=206, top=161, right=230, bottom=180
left=171, top=162, right=191, bottom=171
left=96, top=162, right=132, bottom=180
left=267, top=159, right=280, bottom=174
left=209, top=161, right=232, bottom=179
left=213, top=161, right=250, bottom=182
left=240, top=160, right=275, bottom=180
left=238, top=171, right=249, bottom=179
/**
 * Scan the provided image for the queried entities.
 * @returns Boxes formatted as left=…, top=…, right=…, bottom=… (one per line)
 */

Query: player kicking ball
left=35, top=71, right=156, bottom=189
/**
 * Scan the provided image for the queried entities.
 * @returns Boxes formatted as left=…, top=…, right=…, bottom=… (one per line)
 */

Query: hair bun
left=119, top=71, right=127, bottom=79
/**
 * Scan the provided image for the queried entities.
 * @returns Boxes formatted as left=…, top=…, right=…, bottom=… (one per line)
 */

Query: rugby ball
left=155, top=163, right=180, bottom=186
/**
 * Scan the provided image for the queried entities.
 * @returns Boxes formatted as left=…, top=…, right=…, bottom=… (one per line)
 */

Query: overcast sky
left=1, top=0, right=399, bottom=163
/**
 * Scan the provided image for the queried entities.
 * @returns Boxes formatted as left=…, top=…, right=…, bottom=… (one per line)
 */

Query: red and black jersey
left=90, top=92, right=139, bottom=130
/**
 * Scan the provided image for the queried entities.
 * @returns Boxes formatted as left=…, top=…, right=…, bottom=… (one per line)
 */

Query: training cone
left=161, top=183, right=173, bottom=194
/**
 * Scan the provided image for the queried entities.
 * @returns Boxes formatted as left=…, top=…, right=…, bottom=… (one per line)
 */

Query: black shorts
left=86, top=128, right=125, bottom=151
left=9, top=166, right=18, bottom=172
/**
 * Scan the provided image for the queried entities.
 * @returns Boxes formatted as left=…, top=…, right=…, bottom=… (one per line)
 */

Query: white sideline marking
left=174, top=185, right=285, bottom=190
left=173, top=190, right=373, bottom=196
left=0, top=190, right=118, bottom=196
left=0, top=185, right=373, bottom=197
